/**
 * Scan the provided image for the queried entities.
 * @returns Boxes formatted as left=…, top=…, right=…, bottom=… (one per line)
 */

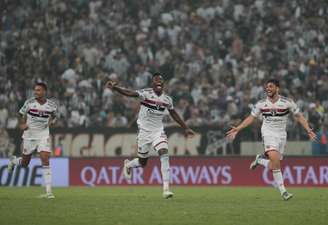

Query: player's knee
left=138, top=157, right=148, bottom=167
left=21, top=154, right=31, bottom=167
left=21, top=160, right=29, bottom=167
left=42, top=160, right=49, bottom=166
left=270, top=158, right=280, bottom=169
left=40, top=152, right=50, bottom=166
left=268, top=151, right=280, bottom=168
left=41, top=157, right=49, bottom=166
left=158, top=148, right=168, bottom=156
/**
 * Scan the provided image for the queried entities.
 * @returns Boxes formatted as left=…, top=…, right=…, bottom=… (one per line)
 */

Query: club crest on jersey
left=271, top=108, right=277, bottom=116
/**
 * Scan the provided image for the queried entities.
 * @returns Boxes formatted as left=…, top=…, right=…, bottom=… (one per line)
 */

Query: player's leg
left=7, top=154, right=32, bottom=171
left=7, top=139, right=34, bottom=172
left=153, top=134, right=171, bottom=194
left=124, top=157, right=148, bottom=179
left=266, top=150, right=292, bottom=200
left=39, top=151, right=54, bottom=198
left=276, top=137, right=293, bottom=200
left=157, top=148, right=173, bottom=198
left=38, top=138, right=54, bottom=198
left=250, top=137, right=271, bottom=169
left=123, top=143, right=150, bottom=179
left=20, top=154, right=32, bottom=167
left=249, top=153, right=269, bottom=169
left=153, top=131, right=172, bottom=199
left=267, top=150, right=284, bottom=192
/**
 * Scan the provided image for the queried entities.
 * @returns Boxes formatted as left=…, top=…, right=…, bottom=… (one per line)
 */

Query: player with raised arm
left=7, top=82, right=58, bottom=199
left=106, top=72, right=195, bottom=199
left=226, top=79, right=317, bottom=200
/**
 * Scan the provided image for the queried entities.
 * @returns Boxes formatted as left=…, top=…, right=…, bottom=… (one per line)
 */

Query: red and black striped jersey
left=19, top=97, right=58, bottom=139
left=251, top=96, right=300, bottom=137
left=136, top=88, right=173, bottom=132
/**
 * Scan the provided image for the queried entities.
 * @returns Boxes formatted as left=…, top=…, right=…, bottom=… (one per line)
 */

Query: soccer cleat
left=281, top=192, right=293, bottom=201
left=38, top=193, right=55, bottom=199
left=123, top=159, right=132, bottom=180
left=162, top=190, right=174, bottom=199
left=7, top=156, right=16, bottom=173
left=249, top=154, right=264, bottom=170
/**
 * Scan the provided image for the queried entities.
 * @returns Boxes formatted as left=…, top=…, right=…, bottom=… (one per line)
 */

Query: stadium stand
left=0, top=0, right=327, bottom=142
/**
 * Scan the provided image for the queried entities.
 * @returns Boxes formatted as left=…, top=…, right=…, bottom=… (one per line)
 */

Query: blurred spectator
left=0, top=0, right=327, bottom=141
left=307, top=103, right=322, bottom=131
left=0, top=128, right=15, bottom=157
left=312, top=124, right=328, bottom=155
left=0, top=103, right=8, bottom=128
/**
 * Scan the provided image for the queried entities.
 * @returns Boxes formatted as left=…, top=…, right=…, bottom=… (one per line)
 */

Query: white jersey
left=251, top=95, right=300, bottom=138
left=19, top=98, right=58, bottom=140
left=136, top=88, right=173, bottom=132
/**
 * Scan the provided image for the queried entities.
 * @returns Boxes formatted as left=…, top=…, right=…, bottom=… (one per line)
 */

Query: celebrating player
left=226, top=79, right=317, bottom=200
left=106, top=72, right=195, bottom=199
left=7, top=82, right=58, bottom=199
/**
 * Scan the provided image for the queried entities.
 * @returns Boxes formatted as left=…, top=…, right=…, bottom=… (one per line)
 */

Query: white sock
left=160, top=154, right=170, bottom=191
left=258, top=158, right=269, bottom=168
left=272, top=169, right=286, bottom=194
left=42, top=166, right=52, bottom=194
left=13, top=157, right=22, bottom=165
left=126, top=158, right=141, bottom=168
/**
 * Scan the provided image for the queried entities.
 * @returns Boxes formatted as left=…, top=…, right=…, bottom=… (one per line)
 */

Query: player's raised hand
left=105, top=80, right=117, bottom=89
left=307, top=130, right=318, bottom=142
left=185, top=128, right=195, bottom=138
left=225, top=126, right=239, bottom=141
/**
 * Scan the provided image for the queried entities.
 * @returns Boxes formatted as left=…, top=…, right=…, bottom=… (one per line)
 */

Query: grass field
left=0, top=187, right=327, bottom=225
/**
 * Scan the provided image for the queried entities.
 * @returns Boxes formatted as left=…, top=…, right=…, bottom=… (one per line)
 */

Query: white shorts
left=137, top=130, right=168, bottom=158
left=262, top=136, right=286, bottom=159
left=22, top=138, right=51, bottom=155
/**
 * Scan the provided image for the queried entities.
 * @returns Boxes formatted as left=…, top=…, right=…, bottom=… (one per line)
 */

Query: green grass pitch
left=0, top=187, right=327, bottom=225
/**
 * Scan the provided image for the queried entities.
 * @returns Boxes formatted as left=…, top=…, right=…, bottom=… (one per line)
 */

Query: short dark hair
left=152, top=72, right=163, bottom=79
left=266, top=79, right=280, bottom=87
left=35, top=82, right=48, bottom=91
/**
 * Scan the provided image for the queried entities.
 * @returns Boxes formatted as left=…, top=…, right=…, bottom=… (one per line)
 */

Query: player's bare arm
left=226, top=115, right=256, bottom=140
left=106, top=80, right=139, bottom=97
left=168, top=109, right=195, bottom=137
left=48, top=114, right=57, bottom=127
left=294, top=113, right=317, bottom=141
left=18, top=113, right=28, bottom=130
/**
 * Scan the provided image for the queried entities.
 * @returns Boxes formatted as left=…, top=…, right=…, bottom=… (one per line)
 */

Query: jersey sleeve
left=251, top=102, right=261, bottom=118
left=289, top=99, right=300, bottom=115
left=19, top=100, right=30, bottom=116
left=51, top=103, right=59, bottom=119
left=167, top=96, right=174, bottom=110
left=136, top=89, right=147, bottom=101
left=48, top=98, right=59, bottom=119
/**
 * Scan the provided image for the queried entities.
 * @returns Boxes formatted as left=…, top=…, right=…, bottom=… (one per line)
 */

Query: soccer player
left=106, top=72, right=195, bottom=199
left=7, top=82, right=57, bottom=199
left=226, top=79, right=317, bottom=200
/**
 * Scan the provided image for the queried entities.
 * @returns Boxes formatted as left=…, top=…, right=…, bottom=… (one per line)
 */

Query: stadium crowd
left=0, top=0, right=328, bottom=141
